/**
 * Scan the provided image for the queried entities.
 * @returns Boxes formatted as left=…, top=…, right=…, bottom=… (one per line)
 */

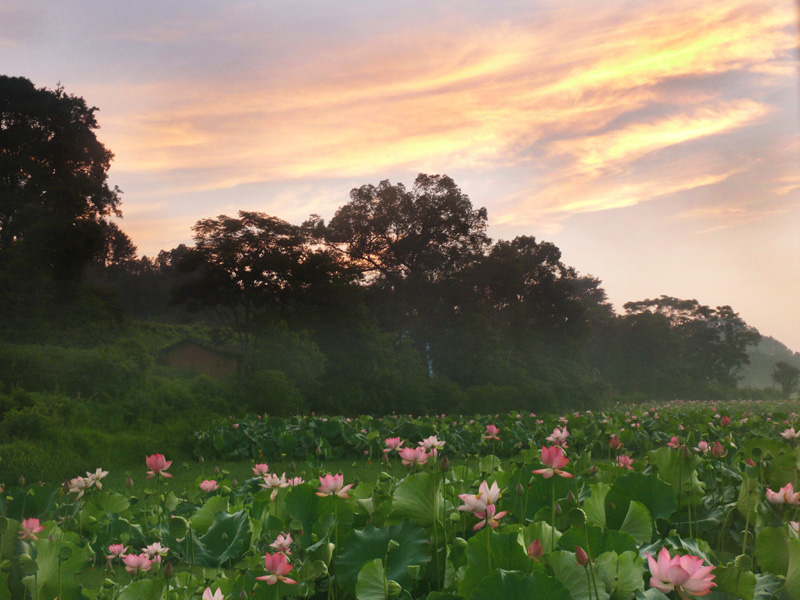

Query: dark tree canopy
left=773, top=361, right=800, bottom=396
left=0, top=76, right=122, bottom=284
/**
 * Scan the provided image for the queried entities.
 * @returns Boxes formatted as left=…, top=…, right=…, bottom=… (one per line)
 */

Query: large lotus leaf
left=595, top=551, right=644, bottom=600
left=647, top=447, right=704, bottom=503
left=620, top=501, right=652, bottom=545
left=558, top=524, right=637, bottom=557
left=337, top=521, right=431, bottom=595
left=605, top=472, right=676, bottom=529
left=355, top=559, right=391, bottom=600
left=714, top=559, right=757, bottom=600
left=737, top=477, right=761, bottom=520
left=389, top=473, right=443, bottom=527
left=190, top=495, right=228, bottom=534
left=93, top=492, right=130, bottom=517
left=753, top=573, right=786, bottom=600
left=584, top=482, right=611, bottom=529
left=634, top=590, right=670, bottom=600
left=458, top=529, right=530, bottom=600
left=284, top=484, right=350, bottom=548
left=117, top=579, right=168, bottom=600
left=21, top=537, right=92, bottom=600
left=200, top=509, right=251, bottom=567
left=755, top=527, right=790, bottom=577
left=549, top=550, right=610, bottom=600
left=769, top=449, right=800, bottom=490
left=786, top=539, right=800, bottom=600
left=520, top=520, right=561, bottom=553
left=5, top=485, right=60, bottom=521
left=470, top=569, right=571, bottom=600
left=742, top=438, right=787, bottom=462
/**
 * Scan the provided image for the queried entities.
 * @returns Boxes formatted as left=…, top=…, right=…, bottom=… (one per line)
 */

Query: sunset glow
left=4, top=0, right=799, bottom=348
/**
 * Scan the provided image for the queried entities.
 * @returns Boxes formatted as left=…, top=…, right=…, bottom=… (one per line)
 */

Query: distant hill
left=738, top=335, right=800, bottom=389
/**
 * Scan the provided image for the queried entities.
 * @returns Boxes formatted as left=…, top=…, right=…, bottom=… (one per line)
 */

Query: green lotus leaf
left=470, top=569, right=571, bottom=600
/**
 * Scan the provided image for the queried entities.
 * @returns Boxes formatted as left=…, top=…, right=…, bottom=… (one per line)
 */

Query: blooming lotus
left=252, top=463, right=270, bottom=476
left=203, top=587, right=224, bottom=600
left=608, top=434, right=622, bottom=451
left=383, top=437, right=404, bottom=453
left=418, top=435, right=446, bottom=457
left=19, top=518, right=45, bottom=541
left=472, top=503, right=508, bottom=530
left=199, top=480, right=219, bottom=493
left=667, top=436, right=680, bottom=449
left=85, top=468, right=109, bottom=490
left=287, top=476, right=304, bottom=486
left=694, top=441, right=710, bottom=454
left=269, top=532, right=293, bottom=555
left=399, top=446, right=429, bottom=467
left=766, top=483, right=800, bottom=505
left=646, top=547, right=715, bottom=596
left=142, top=542, right=169, bottom=563
left=107, top=543, right=128, bottom=561
left=316, top=473, right=353, bottom=498
left=123, top=553, right=153, bottom=574
left=145, top=454, right=173, bottom=479
left=532, top=446, right=574, bottom=478
left=616, top=455, right=634, bottom=470
left=68, top=476, right=90, bottom=499
left=546, top=426, right=569, bottom=447
left=782, top=427, right=800, bottom=440
left=483, top=424, right=500, bottom=441
left=458, top=480, right=502, bottom=514
left=256, top=552, right=298, bottom=585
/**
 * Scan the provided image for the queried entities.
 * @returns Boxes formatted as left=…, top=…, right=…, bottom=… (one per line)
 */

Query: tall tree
left=0, top=76, right=122, bottom=286
left=773, top=361, right=800, bottom=396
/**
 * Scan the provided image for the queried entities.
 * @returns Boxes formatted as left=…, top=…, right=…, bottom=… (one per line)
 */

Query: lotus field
left=6, top=400, right=800, bottom=600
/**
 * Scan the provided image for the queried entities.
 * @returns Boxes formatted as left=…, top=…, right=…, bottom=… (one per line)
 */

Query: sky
left=3, top=0, right=800, bottom=350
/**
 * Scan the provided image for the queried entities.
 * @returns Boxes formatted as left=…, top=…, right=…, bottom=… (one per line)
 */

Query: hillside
left=738, top=335, right=800, bottom=389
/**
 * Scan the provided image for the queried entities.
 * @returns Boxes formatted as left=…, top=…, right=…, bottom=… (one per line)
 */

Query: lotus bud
left=587, top=465, right=597, bottom=476
left=567, top=490, right=576, bottom=505
left=554, top=502, right=562, bottom=515
left=712, top=441, right=727, bottom=458
left=198, top=456, right=204, bottom=463
left=387, top=539, right=400, bottom=553
left=19, top=476, right=24, bottom=487
left=453, top=537, right=468, bottom=549
left=407, top=565, right=421, bottom=579
left=516, top=482, right=524, bottom=496
left=214, top=466, right=220, bottom=475
left=528, top=539, right=543, bottom=560
left=49, top=534, right=55, bottom=543
left=682, top=445, right=692, bottom=460
left=231, top=478, right=237, bottom=487
left=720, top=415, right=731, bottom=427
left=575, top=545, right=590, bottom=566
left=163, top=562, right=173, bottom=579
left=440, top=455, right=450, bottom=472
left=125, top=475, right=134, bottom=489
left=240, top=590, right=247, bottom=599
left=387, top=580, right=402, bottom=597
left=746, top=458, right=755, bottom=466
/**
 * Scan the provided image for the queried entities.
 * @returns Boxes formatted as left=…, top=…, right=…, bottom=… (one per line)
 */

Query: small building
left=159, top=338, right=241, bottom=378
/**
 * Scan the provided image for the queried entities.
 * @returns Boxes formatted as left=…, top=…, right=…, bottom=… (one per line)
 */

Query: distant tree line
left=0, top=75, right=766, bottom=414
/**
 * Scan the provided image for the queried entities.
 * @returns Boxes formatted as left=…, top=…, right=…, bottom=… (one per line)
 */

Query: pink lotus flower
left=616, top=455, right=634, bottom=470
left=316, top=473, right=353, bottom=498
left=256, top=552, right=298, bottom=585
left=203, top=587, right=224, bottom=600
left=483, top=424, right=500, bottom=441
left=608, top=434, right=622, bottom=451
left=252, top=463, right=270, bottom=476
left=19, top=518, right=45, bottom=540
left=694, top=441, right=710, bottom=454
left=782, top=427, right=800, bottom=440
left=527, top=539, right=543, bottom=560
left=532, top=446, right=574, bottom=479
left=399, top=446, right=429, bottom=467
left=720, top=415, right=731, bottom=427
left=712, top=441, right=727, bottom=458
left=418, top=436, right=446, bottom=457
left=142, top=542, right=169, bottom=563
left=86, top=468, right=109, bottom=490
left=791, top=521, right=800, bottom=533
left=646, top=547, right=715, bottom=596
left=667, top=436, right=680, bottom=449
left=269, top=532, right=293, bottom=555
left=199, top=480, right=219, bottom=493
left=766, top=483, right=800, bottom=505
left=68, top=476, right=90, bottom=499
left=575, top=545, right=590, bottom=566
left=107, top=543, right=128, bottom=561
left=383, top=437, right=404, bottom=454
left=546, top=426, right=569, bottom=447
left=472, top=503, right=508, bottom=530
left=123, top=553, right=153, bottom=574
left=145, top=454, right=173, bottom=479
left=458, top=480, right=502, bottom=514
